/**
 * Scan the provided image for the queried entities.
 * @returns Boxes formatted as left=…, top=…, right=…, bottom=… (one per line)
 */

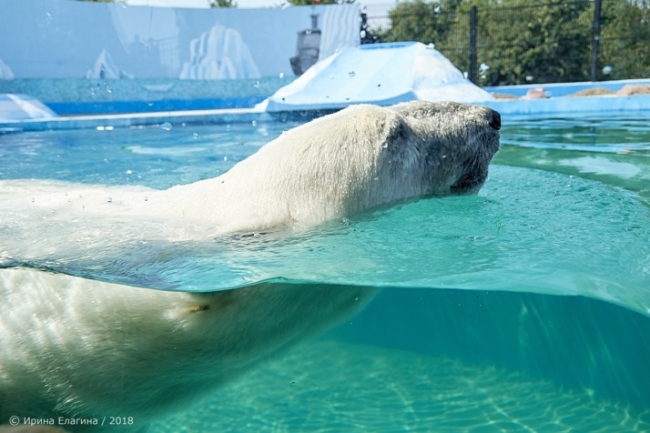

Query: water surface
left=1, top=115, right=649, bottom=431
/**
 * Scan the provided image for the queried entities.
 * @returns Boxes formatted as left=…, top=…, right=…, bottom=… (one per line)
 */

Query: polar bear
left=0, top=101, right=500, bottom=430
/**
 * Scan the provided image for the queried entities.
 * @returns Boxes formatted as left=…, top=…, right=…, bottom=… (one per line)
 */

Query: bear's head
left=382, top=100, right=501, bottom=198
left=201, top=101, right=501, bottom=233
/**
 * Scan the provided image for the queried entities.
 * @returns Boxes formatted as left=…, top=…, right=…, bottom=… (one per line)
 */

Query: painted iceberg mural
left=179, top=24, right=260, bottom=80
left=0, top=58, right=14, bottom=80
left=85, top=50, right=134, bottom=79
left=265, top=42, right=494, bottom=112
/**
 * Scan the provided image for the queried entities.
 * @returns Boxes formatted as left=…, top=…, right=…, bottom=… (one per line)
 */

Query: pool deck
left=1, top=94, right=649, bottom=132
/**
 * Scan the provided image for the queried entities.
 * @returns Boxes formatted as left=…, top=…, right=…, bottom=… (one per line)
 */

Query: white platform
left=264, top=42, right=494, bottom=112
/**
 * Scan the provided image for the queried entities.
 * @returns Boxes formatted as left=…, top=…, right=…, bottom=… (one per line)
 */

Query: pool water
left=1, top=115, right=649, bottom=431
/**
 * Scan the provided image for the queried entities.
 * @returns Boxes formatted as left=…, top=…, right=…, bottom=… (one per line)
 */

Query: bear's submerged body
left=0, top=102, right=500, bottom=430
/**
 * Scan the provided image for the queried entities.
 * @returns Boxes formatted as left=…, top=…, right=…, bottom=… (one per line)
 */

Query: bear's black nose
left=488, top=109, right=501, bottom=130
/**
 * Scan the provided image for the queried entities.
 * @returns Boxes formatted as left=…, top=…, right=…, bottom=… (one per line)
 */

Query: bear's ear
left=383, top=114, right=411, bottom=152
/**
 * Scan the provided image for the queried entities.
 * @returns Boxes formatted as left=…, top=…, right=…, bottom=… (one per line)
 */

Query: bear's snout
left=488, top=109, right=501, bottom=130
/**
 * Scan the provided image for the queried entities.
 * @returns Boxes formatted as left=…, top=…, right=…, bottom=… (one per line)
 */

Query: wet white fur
left=0, top=101, right=499, bottom=428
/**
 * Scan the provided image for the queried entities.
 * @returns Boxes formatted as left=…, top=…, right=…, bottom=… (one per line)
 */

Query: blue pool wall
left=327, top=287, right=650, bottom=410
left=1, top=77, right=649, bottom=119
left=483, top=78, right=650, bottom=117
left=484, top=78, right=650, bottom=98
left=0, top=78, right=291, bottom=115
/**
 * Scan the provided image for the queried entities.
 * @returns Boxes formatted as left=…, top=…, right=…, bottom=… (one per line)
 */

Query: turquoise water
left=1, top=116, right=649, bottom=431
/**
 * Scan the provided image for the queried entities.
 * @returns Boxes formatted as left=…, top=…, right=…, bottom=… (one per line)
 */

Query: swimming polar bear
left=0, top=101, right=500, bottom=430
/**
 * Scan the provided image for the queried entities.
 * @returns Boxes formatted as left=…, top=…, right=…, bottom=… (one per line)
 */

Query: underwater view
left=1, top=114, right=649, bottom=432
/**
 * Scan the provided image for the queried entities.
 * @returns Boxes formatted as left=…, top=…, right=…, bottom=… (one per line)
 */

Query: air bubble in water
left=161, top=122, right=172, bottom=131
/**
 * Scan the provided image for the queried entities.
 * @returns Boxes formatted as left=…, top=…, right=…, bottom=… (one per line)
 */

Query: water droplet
left=105, top=126, right=114, bottom=131
left=193, top=133, right=199, bottom=139
left=603, top=65, right=613, bottom=75
left=279, top=72, right=285, bottom=79
left=126, top=170, right=132, bottom=175
left=161, top=122, right=172, bottom=131
left=251, top=120, right=257, bottom=127
left=526, top=75, right=533, bottom=81
left=223, top=156, right=228, bottom=162
left=106, top=86, right=113, bottom=93
left=96, top=126, right=105, bottom=131
left=144, top=196, right=149, bottom=201
left=354, top=296, right=359, bottom=301
left=253, top=81, right=260, bottom=88
left=90, top=87, right=96, bottom=96
left=31, top=198, right=35, bottom=203
left=107, top=197, right=113, bottom=203
left=427, top=43, right=435, bottom=49
left=360, top=30, right=366, bottom=38
left=348, top=71, right=356, bottom=78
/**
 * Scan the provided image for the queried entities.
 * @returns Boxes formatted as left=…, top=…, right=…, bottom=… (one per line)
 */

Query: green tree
left=379, top=0, right=463, bottom=45
left=381, top=0, right=593, bottom=86
left=210, top=0, right=236, bottom=7
left=287, top=0, right=354, bottom=5
left=597, top=0, right=650, bottom=80
left=472, top=0, right=591, bottom=86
